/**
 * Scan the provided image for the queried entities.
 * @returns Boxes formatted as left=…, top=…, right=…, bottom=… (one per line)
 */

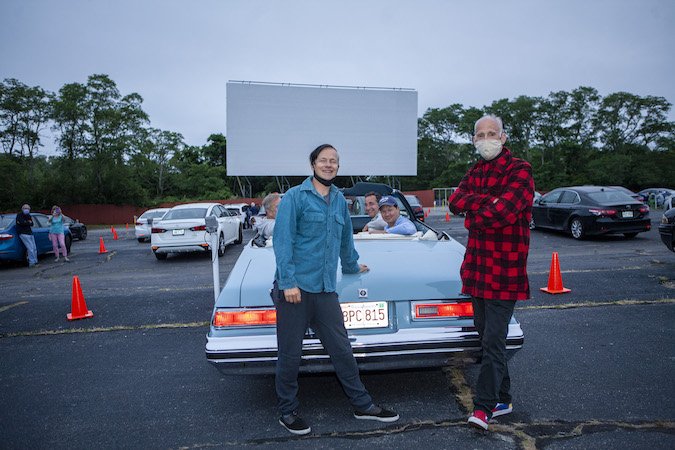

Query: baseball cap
left=378, top=196, right=397, bottom=208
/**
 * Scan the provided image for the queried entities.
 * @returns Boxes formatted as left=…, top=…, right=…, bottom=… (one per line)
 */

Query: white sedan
left=135, top=208, right=170, bottom=242
left=150, top=203, right=242, bottom=260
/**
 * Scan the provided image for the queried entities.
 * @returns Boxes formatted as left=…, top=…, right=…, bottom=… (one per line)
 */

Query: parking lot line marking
left=529, top=266, right=644, bottom=275
left=517, top=298, right=675, bottom=311
left=0, top=301, right=28, bottom=313
left=0, top=321, right=209, bottom=339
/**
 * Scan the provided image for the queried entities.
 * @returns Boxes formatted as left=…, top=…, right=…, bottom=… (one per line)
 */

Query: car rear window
left=587, top=191, right=635, bottom=204
left=0, top=215, right=15, bottom=228
left=140, top=210, right=168, bottom=220
left=162, top=208, right=208, bottom=220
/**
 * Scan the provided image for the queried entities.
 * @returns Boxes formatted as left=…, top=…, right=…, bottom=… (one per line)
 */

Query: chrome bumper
left=205, top=323, right=524, bottom=375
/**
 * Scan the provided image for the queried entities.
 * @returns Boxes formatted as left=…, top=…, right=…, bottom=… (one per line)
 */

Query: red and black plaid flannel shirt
left=448, top=148, right=534, bottom=300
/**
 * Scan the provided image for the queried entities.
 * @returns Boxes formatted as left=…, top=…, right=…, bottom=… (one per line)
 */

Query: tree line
left=1, top=75, right=673, bottom=211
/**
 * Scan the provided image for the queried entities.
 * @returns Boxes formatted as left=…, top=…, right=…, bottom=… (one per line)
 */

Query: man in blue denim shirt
left=272, top=144, right=399, bottom=435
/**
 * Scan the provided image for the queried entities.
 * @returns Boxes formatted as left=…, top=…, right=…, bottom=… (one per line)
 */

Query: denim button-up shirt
left=274, top=177, right=360, bottom=293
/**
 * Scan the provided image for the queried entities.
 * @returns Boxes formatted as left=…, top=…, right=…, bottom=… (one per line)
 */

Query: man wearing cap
left=369, top=196, right=417, bottom=236
left=16, top=204, right=39, bottom=267
left=447, top=114, right=534, bottom=432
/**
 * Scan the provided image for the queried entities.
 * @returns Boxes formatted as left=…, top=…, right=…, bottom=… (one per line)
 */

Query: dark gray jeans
left=272, top=283, right=373, bottom=415
left=472, top=297, right=517, bottom=416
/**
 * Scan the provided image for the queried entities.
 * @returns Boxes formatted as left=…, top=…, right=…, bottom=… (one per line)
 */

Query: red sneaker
left=467, top=409, right=489, bottom=430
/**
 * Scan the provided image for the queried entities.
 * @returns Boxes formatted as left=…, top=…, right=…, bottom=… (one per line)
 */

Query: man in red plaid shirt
left=448, top=114, right=534, bottom=431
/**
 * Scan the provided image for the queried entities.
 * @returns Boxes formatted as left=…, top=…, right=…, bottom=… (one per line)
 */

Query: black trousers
left=472, top=297, right=516, bottom=416
left=272, top=283, right=373, bottom=415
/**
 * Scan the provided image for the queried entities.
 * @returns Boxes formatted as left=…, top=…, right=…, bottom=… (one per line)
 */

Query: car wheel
left=154, top=251, right=167, bottom=260
left=623, top=232, right=638, bottom=239
left=235, top=225, right=243, bottom=244
left=137, top=238, right=145, bottom=243
left=65, top=234, right=72, bottom=253
left=217, top=233, right=226, bottom=257
left=80, top=227, right=87, bottom=240
left=570, top=218, right=584, bottom=240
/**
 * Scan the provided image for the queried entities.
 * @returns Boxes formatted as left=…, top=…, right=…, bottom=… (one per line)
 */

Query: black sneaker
left=353, top=405, right=399, bottom=422
left=279, top=411, right=311, bottom=435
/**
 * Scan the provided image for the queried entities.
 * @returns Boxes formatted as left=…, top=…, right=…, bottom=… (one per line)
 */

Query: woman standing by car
left=48, top=205, right=70, bottom=262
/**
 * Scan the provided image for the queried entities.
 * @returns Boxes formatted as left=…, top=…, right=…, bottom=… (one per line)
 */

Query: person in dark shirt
left=16, top=204, right=38, bottom=267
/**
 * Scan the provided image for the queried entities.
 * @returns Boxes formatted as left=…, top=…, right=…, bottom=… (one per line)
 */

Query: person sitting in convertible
left=368, top=196, right=417, bottom=236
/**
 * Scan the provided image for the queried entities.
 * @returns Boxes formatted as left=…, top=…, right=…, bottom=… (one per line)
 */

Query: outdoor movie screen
left=226, top=82, right=418, bottom=176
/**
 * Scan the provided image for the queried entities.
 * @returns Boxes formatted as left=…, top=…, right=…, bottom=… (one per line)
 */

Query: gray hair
left=262, top=193, right=281, bottom=211
left=474, top=114, right=504, bottom=135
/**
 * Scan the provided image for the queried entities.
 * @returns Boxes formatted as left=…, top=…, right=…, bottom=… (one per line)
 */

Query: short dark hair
left=309, top=144, right=337, bottom=165
left=364, top=191, right=381, bottom=202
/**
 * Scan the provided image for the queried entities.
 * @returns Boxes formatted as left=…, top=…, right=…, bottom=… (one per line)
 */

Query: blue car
left=0, top=213, right=72, bottom=264
left=205, top=183, right=524, bottom=374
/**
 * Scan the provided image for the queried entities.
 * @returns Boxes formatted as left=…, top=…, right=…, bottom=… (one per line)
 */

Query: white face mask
left=475, top=139, right=502, bottom=161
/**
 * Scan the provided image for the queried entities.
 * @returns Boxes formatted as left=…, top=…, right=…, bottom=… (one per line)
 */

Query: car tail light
left=190, top=225, right=206, bottom=231
left=413, top=301, right=474, bottom=319
left=135, top=221, right=143, bottom=226
left=639, top=206, right=649, bottom=214
left=0, top=233, right=14, bottom=241
left=213, top=309, right=277, bottom=327
left=151, top=227, right=167, bottom=233
left=588, top=209, right=616, bottom=216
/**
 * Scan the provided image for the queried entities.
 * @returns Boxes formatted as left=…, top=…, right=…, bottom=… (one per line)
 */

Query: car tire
left=570, top=218, right=585, bottom=240
left=235, top=225, right=243, bottom=244
left=217, top=233, right=226, bottom=257
left=154, top=251, right=167, bottom=260
left=137, top=238, right=145, bottom=243
left=80, top=227, right=87, bottom=240
left=65, top=234, right=72, bottom=253
left=623, top=232, right=638, bottom=239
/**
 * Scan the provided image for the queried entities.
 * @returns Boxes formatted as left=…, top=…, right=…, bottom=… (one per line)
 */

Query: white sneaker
left=55, top=257, right=59, bottom=262
left=64, top=257, right=70, bottom=262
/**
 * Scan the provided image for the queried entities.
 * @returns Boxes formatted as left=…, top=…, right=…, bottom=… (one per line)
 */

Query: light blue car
left=205, top=183, right=524, bottom=374
left=0, top=213, right=72, bottom=264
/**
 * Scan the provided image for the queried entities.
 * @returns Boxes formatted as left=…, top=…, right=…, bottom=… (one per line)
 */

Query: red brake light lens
left=213, top=309, right=277, bottom=327
left=135, top=221, right=143, bottom=226
left=639, top=206, right=649, bottom=213
left=0, top=233, right=14, bottom=241
left=589, top=209, right=616, bottom=216
left=151, top=227, right=166, bottom=233
left=190, top=225, right=207, bottom=231
left=414, top=302, right=474, bottom=319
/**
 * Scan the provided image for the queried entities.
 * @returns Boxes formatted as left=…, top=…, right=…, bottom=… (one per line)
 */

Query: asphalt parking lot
left=1, top=214, right=674, bottom=449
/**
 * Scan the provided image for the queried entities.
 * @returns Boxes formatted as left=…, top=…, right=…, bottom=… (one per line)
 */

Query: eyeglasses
left=474, top=131, right=502, bottom=140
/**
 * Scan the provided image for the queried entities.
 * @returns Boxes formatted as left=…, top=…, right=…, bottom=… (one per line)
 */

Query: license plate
left=621, top=211, right=634, bottom=218
left=172, top=229, right=185, bottom=236
left=341, top=301, right=388, bottom=329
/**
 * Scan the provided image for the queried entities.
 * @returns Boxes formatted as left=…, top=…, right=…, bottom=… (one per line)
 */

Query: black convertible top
left=341, top=182, right=393, bottom=197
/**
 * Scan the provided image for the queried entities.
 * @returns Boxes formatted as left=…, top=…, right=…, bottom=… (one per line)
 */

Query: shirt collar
left=477, top=147, right=511, bottom=174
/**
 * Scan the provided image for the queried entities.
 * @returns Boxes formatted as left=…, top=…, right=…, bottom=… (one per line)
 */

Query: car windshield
left=140, top=210, right=168, bottom=220
left=587, top=190, right=635, bottom=204
left=405, top=195, right=421, bottom=206
left=162, top=208, right=207, bottom=220
left=0, top=215, right=15, bottom=228
left=344, top=195, right=409, bottom=218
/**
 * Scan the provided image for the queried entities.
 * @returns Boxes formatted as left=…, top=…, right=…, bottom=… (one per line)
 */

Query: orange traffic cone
left=125, top=223, right=129, bottom=230
left=540, top=252, right=571, bottom=294
left=445, top=212, right=450, bottom=222
left=98, top=236, right=108, bottom=254
left=67, top=276, right=94, bottom=320
left=112, top=227, right=118, bottom=240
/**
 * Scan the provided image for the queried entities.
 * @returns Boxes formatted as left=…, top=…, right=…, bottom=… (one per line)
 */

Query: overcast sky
left=1, top=0, right=673, bottom=155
